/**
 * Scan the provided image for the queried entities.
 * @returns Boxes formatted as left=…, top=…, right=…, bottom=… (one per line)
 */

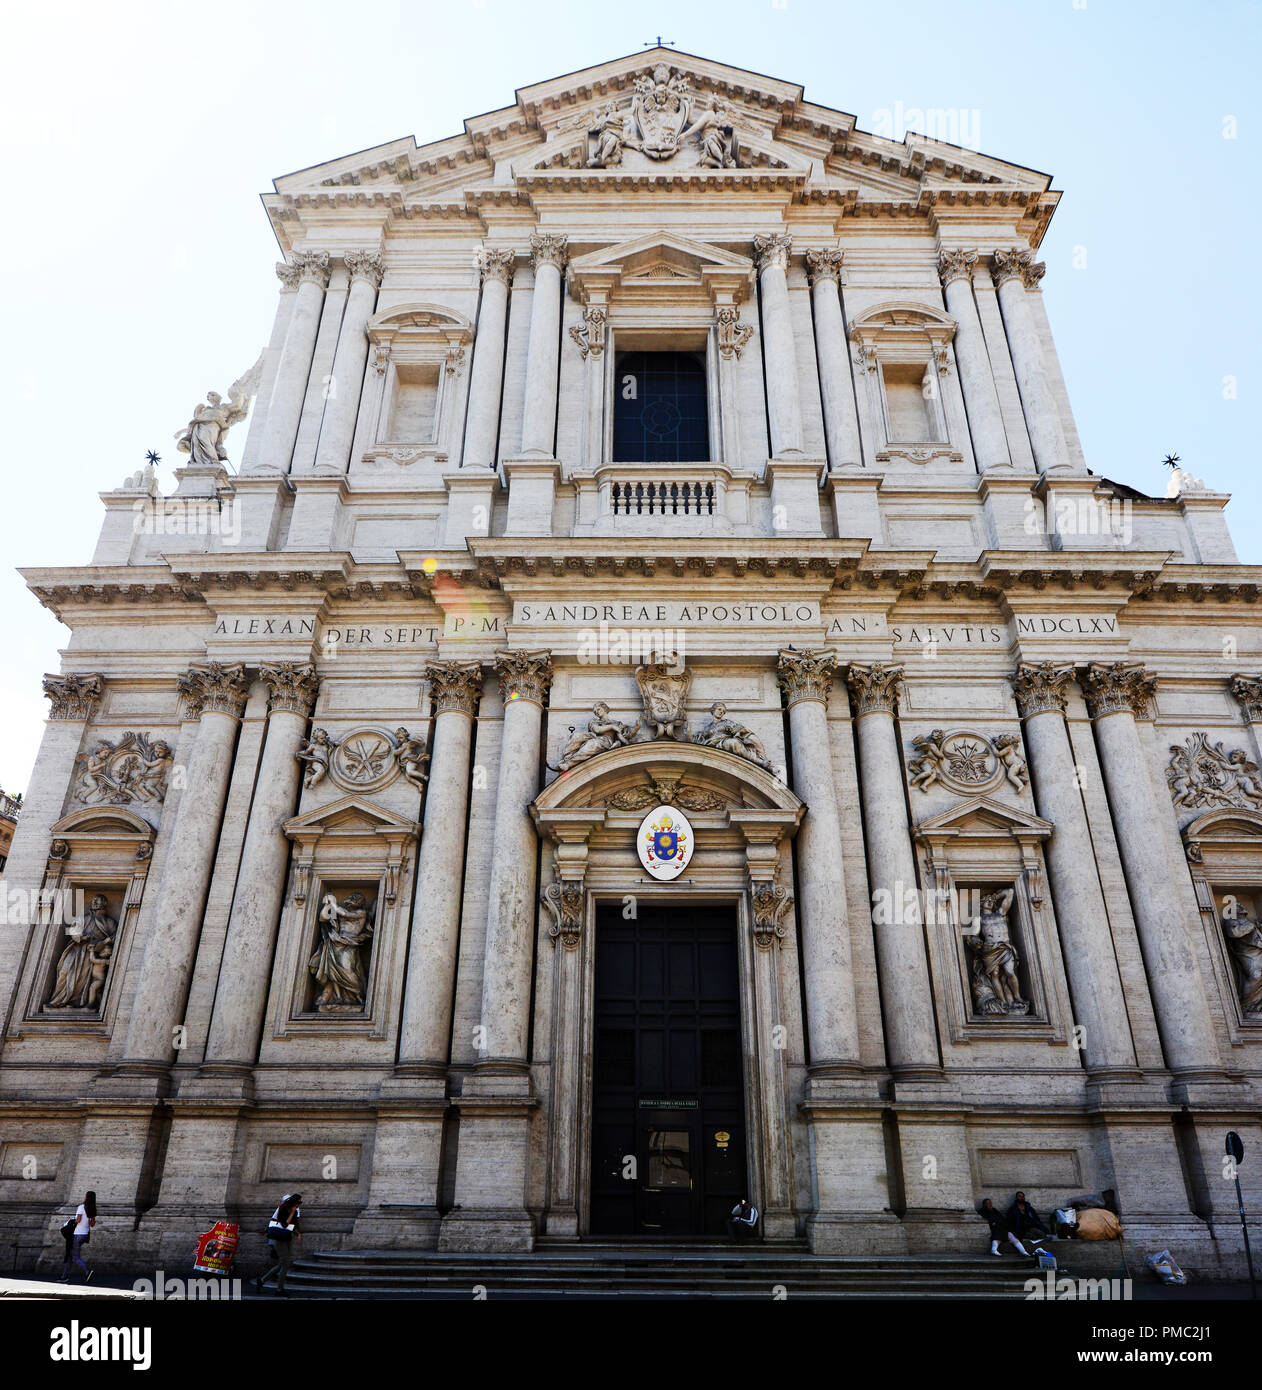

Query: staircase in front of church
left=279, top=1243, right=1047, bottom=1299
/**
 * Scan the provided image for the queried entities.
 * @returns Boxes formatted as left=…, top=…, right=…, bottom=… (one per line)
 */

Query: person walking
left=255, top=1193, right=302, bottom=1297
left=727, top=1197, right=759, bottom=1243
left=58, top=1191, right=96, bottom=1283
left=979, top=1197, right=1029, bottom=1256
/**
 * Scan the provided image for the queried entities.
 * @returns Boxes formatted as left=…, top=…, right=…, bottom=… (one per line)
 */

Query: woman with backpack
left=57, top=1191, right=96, bottom=1283
left=255, top=1192, right=302, bottom=1297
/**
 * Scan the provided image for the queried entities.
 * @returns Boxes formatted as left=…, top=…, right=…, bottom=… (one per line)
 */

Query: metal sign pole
left=1227, top=1131, right=1257, bottom=1300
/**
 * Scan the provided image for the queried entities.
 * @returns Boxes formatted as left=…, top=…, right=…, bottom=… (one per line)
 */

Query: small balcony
left=570, top=461, right=756, bottom=536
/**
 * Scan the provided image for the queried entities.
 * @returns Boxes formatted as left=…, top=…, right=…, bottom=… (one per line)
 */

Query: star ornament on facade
left=145, top=450, right=161, bottom=467
left=1162, top=453, right=1181, bottom=469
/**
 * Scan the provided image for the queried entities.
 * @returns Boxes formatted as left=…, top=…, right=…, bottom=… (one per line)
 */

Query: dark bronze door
left=590, top=903, right=748, bottom=1236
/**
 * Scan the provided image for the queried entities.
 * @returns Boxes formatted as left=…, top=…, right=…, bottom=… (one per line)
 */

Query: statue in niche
left=174, top=352, right=264, bottom=468
left=46, top=894, right=117, bottom=1010
left=964, top=888, right=1029, bottom=1017
left=1222, top=904, right=1262, bottom=1016
left=553, top=703, right=639, bottom=771
left=693, top=703, right=773, bottom=771
left=309, top=891, right=375, bottom=1012
left=393, top=728, right=430, bottom=790
left=296, top=728, right=335, bottom=789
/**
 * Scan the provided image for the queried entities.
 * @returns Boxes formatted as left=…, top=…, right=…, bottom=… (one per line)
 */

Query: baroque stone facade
left=2, top=49, right=1261, bottom=1276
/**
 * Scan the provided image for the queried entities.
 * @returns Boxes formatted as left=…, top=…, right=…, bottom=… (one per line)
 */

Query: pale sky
left=1, top=0, right=1258, bottom=794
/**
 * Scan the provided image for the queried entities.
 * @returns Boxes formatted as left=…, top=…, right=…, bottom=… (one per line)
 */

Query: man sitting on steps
left=728, top=1198, right=759, bottom=1243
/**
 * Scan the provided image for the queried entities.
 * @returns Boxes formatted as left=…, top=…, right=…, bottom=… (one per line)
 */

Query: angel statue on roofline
left=175, top=351, right=265, bottom=468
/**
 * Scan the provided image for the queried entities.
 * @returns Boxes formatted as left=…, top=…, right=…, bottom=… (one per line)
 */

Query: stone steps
left=282, top=1246, right=1044, bottom=1299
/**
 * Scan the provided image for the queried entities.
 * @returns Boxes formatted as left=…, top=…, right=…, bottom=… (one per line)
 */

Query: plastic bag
left=1145, top=1249, right=1188, bottom=1285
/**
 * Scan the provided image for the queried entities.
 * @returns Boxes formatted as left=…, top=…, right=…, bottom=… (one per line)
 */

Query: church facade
left=3, top=49, right=1261, bottom=1274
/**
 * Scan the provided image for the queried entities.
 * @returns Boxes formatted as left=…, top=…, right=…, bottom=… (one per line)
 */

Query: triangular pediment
left=914, top=794, right=1053, bottom=840
left=284, top=794, right=417, bottom=837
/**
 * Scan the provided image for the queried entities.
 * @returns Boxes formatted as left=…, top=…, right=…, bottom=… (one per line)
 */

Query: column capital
left=177, top=661, right=250, bottom=721
left=494, top=649, right=554, bottom=707
left=1231, top=674, right=1262, bottom=724
left=716, top=304, right=754, bottom=359
left=991, top=247, right=1045, bottom=290
left=344, top=249, right=385, bottom=289
left=1010, top=661, right=1076, bottom=718
left=259, top=661, right=320, bottom=717
left=846, top=662, right=904, bottom=717
left=425, top=660, right=484, bottom=716
left=42, top=672, right=104, bottom=722
left=529, top=233, right=568, bottom=272
left=278, top=250, right=331, bottom=290
left=1080, top=661, right=1157, bottom=720
left=476, top=247, right=516, bottom=286
left=805, top=246, right=844, bottom=287
left=937, top=248, right=980, bottom=286
left=777, top=648, right=835, bottom=706
left=753, top=232, right=792, bottom=273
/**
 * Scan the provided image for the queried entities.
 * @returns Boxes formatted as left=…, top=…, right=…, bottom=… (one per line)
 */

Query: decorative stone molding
left=425, top=661, right=484, bottom=716
left=1230, top=675, right=1262, bottom=724
left=908, top=729, right=1028, bottom=795
left=1009, top=662, right=1075, bottom=718
left=753, top=232, right=792, bottom=272
left=716, top=305, right=754, bottom=359
left=569, top=306, right=607, bottom=359
left=777, top=649, right=835, bottom=706
left=1080, top=662, right=1157, bottom=720
left=1168, top=732, right=1262, bottom=810
left=991, top=247, right=1045, bottom=290
left=804, top=247, right=844, bottom=286
left=846, top=662, right=904, bottom=718
left=177, top=662, right=249, bottom=720
left=635, top=662, right=691, bottom=739
left=260, top=662, right=320, bottom=717
left=937, top=248, right=979, bottom=285
left=495, top=649, right=554, bottom=706
left=476, top=247, right=515, bottom=286
left=371, top=344, right=391, bottom=376
left=344, top=249, right=385, bottom=288
left=529, top=233, right=569, bottom=272
left=750, top=878, right=793, bottom=951
left=603, top=779, right=728, bottom=813
left=42, top=673, right=104, bottom=722
left=331, top=727, right=404, bottom=793
left=541, top=877, right=584, bottom=950
left=75, top=733, right=173, bottom=806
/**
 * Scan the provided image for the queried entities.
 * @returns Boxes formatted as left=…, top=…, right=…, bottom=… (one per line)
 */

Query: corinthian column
left=938, top=249, right=1011, bottom=470
left=121, top=663, right=250, bottom=1070
left=1079, top=662, right=1221, bottom=1075
left=519, top=236, right=568, bottom=457
left=1009, top=663, right=1137, bottom=1074
left=256, top=252, right=331, bottom=474
left=201, top=663, right=320, bottom=1069
left=805, top=248, right=862, bottom=470
left=777, top=650, right=860, bottom=1067
left=477, top=651, right=553, bottom=1063
left=463, top=249, right=515, bottom=468
left=754, top=234, right=805, bottom=456
left=312, top=251, right=384, bottom=473
left=991, top=249, right=1071, bottom=474
left=845, top=663, right=939, bottom=1075
left=397, top=661, right=484, bottom=1068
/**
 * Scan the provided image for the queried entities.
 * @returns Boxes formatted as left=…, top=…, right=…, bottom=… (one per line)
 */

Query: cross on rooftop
left=644, top=36, right=676, bottom=48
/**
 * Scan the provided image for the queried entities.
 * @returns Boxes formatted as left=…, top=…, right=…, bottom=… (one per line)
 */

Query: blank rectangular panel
left=639, top=1029, right=665, bottom=1091
left=669, top=1028, right=698, bottom=1091
left=387, top=363, right=440, bottom=442
left=882, top=362, right=938, bottom=442
left=597, top=940, right=635, bottom=997
left=668, top=940, right=695, bottom=997
left=699, top=940, right=738, bottom=999
left=639, top=941, right=664, bottom=1000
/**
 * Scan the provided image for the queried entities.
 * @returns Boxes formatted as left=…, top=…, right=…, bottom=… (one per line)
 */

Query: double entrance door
left=590, top=903, right=748, bottom=1237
